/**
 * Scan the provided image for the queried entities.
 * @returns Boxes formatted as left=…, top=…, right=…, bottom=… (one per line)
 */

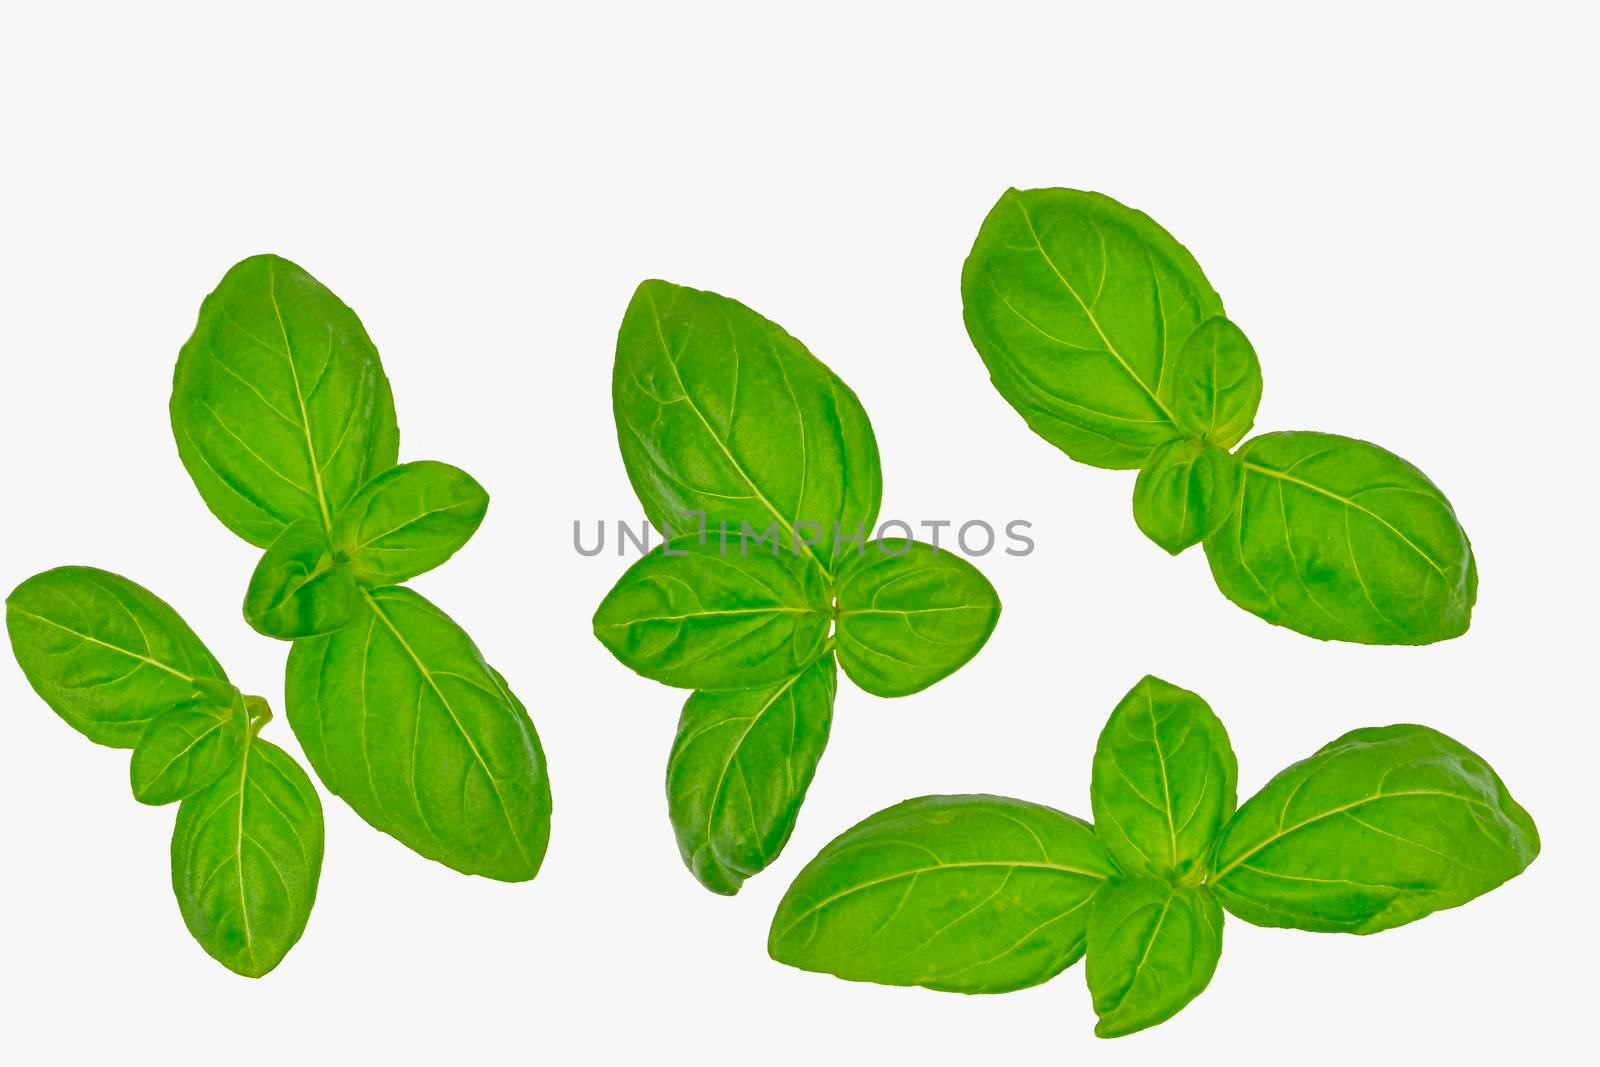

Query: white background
left=2, top=2, right=1594, bottom=1063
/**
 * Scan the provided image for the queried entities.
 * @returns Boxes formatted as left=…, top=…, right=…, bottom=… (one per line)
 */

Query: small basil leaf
left=613, top=279, right=882, bottom=573
left=1090, top=675, right=1237, bottom=882
left=667, top=656, right=836, bottom=895
left=285, top=586, right=551, bottom=881
left=1170, top=315, right=1262, bottom=448
left=1203, top=431, right=1477, bottom=644
left=130, top=692, right=248, bottom=806
left=242, top=519, right=360, bottom=639
left=1086, top=878, right=1224, bottom=1038
left=592, top=535, right=831, bottom=691
left=7, top=567, right=229, bottom=747
left=1211, top=724, right=1539, bottom=934
left=171, top=254, right=399, bottom=548
left=961, top=187, right=1224, bottom=469
left=171, top=732, right=324, bottom=978
left=331, top=460, right=488, bottom=585
left=769, top=795, right=1116, bottom=993
left=832, top=538, right=1001, bottom=697
left=1132, top=439, right=1242, bottom=555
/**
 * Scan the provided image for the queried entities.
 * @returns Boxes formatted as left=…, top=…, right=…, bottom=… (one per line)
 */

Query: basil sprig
left=7, top=567, right=323, bottom=977
left=770, top=675, right=1538, bottom=1037
left=171, top=255, right=551, bottom=882
left=595, top=280, right=1003, bottom=895
left=963, top=188, right=1476, bottom=644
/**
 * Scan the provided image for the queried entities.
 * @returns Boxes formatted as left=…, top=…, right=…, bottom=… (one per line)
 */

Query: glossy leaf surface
left=1212, top=724, right=1538, bottom=933
left=1091, top=676, right=1236, bottom=882
left=171, top=732, right=324, bottom=978
left=769, top=795, right=1115, bottom=993
left=1086, top=878, right=1223, bottom=1037
left=243, top=518, right=359, bottom=639
left=130, top=690, right=247, bottom=806
left=1170, top=315, right=1261, bottom=448
left=7, top=567, right=228, bottom=747
left=593, top=536, right=831, bottom=691
left=331, top=460, right=488, bottom=585
left=171, top=254, right=399, bottom=547
left=1132, top=439, right=1242, bottom=555
left=667, top=656, right=836, bottom=894
left=833, top=539, right=1001, bottom=697
left=285, top=587, right=551, bottom=881
left=961, top=187, right=1223, bottom=469
left=613, top=279, right=882, bottom=572
left=1204, top=431, right=1476, bottom=643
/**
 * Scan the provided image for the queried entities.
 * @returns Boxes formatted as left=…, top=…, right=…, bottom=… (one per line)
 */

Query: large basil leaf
left=6, top=566, right=228, bottom=747
left=593, top=536, right=832, bottom=691
left=1211, top=724, right=1539, bottom=933
left=1090, top=675, right=1236, bottom=882
left=1086, top=878, right=1224, bottom=1038
left=613, top=280, right=882, bottom=572
left=130, top=688, right=248, bottom=806
left=1169, top=315, right=1262, bottom=448
left=330, top=460, right=488, bottom=585
left=1203, top=432, right=1477, bottom=644
left=832, top=539, right=1002, bottom=697
left=769, top=794, right=1116, bottom=993
left=667, top=656, right=836, bottom=895
left=171, top=731, right=324, bottom=978
left=1132, top=439, right=1242, bottom=555
left=171, top=254, right=399, bottom=548
left=285, top=587, right=551, bottom=881
left=961, top=188, right=1224, bottom=469
left=243, top=518, right=360, bottom=639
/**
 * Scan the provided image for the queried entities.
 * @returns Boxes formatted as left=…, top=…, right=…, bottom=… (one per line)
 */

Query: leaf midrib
left=232, top=729, right=259, bottom=972
left=11, top=609, right=195, bottom=682
left=1212, top=788, right=1502, bottom=882
left=644, top=289, right=829, bottom=577
left=704, top=666, right=810, bottom=878
left=360, top=589, right=535, bottom=873
left=1144, top=689, right=1180, bottom=871
left=1240, top=460, right=1448, bottom=578
left=1010, top=194, right=1180, bottom=427
left=777, top=859, right=1107, bottom=943
left=266, top=259, right=334, bottom=532
left=1105, top=888, right=1177, bottom=1017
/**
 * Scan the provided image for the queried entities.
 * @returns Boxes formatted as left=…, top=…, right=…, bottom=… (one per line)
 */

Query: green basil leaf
left=1203, top=431, right=1477, bottom=644
left=1086, top=878, right=1223, bottom=1038
left=331, top=460, right=488, bottom=585
left=7, top=567, right=228, bottom=747
left=769, top=794, right=1116, bottom=993
left=613, top=279, right=882, bottom=572
left=1132, top=439, right=1242, bottom=555
left=171, top=254, right=399, bottom=548
left=832, top=538, right=1001, bottom=697
left=961, top=188, right=1224, bottom=469
left=1169, top=315, right=1262, bottom=448
left=1090, top=675, right=1237, bottom=882
left=171, top=728, right=324, bottom=978
left=667, top=656, right=836, bottom=895
left=242, top=518, right=360, bottom=639
left=1211, top=724, right=1539, bottom=934
left=285, top=586, right=551, bottom=881
left=592, top=535, right=831, bottom=691
left=130, top=691, right=248, bottom=806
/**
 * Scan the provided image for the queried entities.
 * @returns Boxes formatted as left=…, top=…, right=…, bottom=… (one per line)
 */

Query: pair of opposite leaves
left=963, top=187, right=1477, bottom=645
left=769, top=675, right=1540, bottom=1038
left=6, top=256, right=551, bottom=977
